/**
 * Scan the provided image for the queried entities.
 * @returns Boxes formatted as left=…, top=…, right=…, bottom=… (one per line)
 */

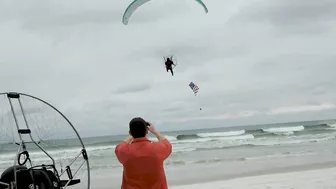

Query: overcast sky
left=0, top=0, right=336, bottom=137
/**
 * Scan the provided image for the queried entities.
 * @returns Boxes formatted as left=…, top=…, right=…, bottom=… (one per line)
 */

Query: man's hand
left=147, top=122, right=157, bottom=134
left=147, top=122, right=166, bottom=141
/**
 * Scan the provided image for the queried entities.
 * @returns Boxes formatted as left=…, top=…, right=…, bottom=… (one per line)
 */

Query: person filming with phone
left=115, top=117, right=172, bottom=189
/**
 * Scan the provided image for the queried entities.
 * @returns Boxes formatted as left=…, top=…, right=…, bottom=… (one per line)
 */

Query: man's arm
left=147, top=123, right=172, bottom=160
left=154, top=135, right=172, bottom=160
left=115, top=135, right=133, bottom=164
left=147, top=123, right=166, bottom=141
left=123, top=135, right=133, bottom=144
left=153, top=131, right=166, bottom=141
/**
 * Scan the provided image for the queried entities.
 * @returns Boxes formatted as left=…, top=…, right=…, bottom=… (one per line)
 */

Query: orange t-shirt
left=115, top=137, right=172, bottom=189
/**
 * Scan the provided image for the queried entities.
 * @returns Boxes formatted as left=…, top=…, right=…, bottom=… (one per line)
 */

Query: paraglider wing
left=122, top=0, right=151, bottom=25
left=122, top=0, right=209, bottom=25
left=195, top=0, right=209, bottom=13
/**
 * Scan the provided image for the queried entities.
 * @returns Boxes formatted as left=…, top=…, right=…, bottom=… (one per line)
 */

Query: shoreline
left=170, top=165, right=336, bottom=188
left=89, top=161, right=336, bottom=189
left=168, top=161, right=336, bottom=187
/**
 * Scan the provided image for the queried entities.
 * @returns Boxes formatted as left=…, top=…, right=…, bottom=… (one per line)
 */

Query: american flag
left=189, top=82, right=199, bottom=95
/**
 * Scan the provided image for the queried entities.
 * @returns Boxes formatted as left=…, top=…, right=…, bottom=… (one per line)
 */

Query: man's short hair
left=129, top=117, right=148, bottom=138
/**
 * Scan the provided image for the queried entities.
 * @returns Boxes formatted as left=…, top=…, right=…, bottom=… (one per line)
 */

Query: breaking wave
left=149, top=123, right=336, bottom=153
left=2, top=122, right=336, bottom=168
left=67, top=123, right=336, bottom=155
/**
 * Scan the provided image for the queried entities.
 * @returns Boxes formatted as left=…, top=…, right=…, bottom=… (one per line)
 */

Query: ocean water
left=1, top=119, right=336, bottom=188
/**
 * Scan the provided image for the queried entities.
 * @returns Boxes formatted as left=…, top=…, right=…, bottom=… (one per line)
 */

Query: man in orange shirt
left=115, top=117, right=172, bottom=189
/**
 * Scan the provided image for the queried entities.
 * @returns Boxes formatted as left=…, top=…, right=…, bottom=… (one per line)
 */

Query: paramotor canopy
left=122, top=0, right=209, bottom=25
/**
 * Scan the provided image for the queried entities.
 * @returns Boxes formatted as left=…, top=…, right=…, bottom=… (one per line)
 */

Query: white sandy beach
left=171, top=167, right=336, bottom=189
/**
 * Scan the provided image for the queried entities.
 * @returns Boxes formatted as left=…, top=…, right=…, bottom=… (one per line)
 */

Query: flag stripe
left=189, top=82, right=199, bottom=95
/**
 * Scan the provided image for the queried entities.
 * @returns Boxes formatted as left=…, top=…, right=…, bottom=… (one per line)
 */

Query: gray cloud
left=114, top=83, right=152, bottom=94
left=0, top=0, right=336, bottom=136
left=247, top=0, right=336, bottom=24
left=229, top=0, right=336, bottom=35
